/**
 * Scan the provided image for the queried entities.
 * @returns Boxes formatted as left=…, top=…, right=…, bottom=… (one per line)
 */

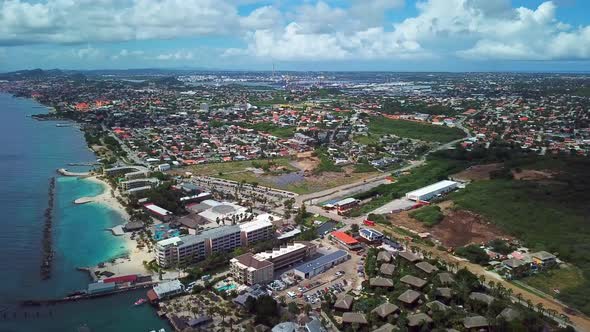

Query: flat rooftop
left=405, top=180, right=458, bottom=197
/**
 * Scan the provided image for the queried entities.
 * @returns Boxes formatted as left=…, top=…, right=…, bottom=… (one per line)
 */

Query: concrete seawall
left=57, top=168, right=90, bottom=177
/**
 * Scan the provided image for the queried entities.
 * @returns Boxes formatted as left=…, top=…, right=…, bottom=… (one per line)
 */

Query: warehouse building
left=293, top=250, right=349, bottom=279
left=405, top=180, right=458, bottom=201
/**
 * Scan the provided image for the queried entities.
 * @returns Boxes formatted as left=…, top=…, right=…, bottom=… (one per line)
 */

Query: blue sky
left=0, top=0, right=589, bottom=72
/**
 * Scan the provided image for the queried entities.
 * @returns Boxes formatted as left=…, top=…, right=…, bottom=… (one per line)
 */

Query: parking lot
left=272, top=237, right=365, bottom=307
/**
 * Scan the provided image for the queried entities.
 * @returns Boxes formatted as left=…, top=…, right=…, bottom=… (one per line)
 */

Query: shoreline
left=76, top=175, right=153, bottom=279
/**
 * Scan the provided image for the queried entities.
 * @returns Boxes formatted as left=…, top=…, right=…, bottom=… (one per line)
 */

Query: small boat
left=56, top=123, right=71, bottom=127
left=134, top=298, right=147, bottom=306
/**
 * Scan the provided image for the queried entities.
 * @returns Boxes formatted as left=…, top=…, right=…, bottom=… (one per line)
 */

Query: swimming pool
left=153, top=224, right=181, bottom=241
left=216, top=284, right=237, bottom=292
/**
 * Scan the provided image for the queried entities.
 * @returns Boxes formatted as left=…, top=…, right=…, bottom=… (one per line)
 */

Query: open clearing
left=387, top=203, right=512, bottom=248
left=185, top=156, right=378, bottom=195
left=521, top=265, right=586, bottom=297
left=451, top=163, right=502, bottom=181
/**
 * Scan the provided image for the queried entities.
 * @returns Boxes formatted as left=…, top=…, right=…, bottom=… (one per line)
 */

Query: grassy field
left=313, top=148, right=342, bottom=174
left=190, top=158, right=297, bottom=176
left=409, top=205, right=444, bottom=227
left=368, top=116, right=465, bottom=143
left=521, top=266, right=585, bottom=297
left=220, top=171, right=377, bottom=195
left=353, top=135, right=378, bottom=145
left=449, top=156, right=590, bottom=315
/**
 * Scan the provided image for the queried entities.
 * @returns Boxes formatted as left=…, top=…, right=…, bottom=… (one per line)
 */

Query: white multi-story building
left=156, top=225, right=243, bottom=268
left=239, top=217, right=274, bottom=246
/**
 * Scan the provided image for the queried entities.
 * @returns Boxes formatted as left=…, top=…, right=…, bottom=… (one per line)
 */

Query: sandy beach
left=77, top=176, right=154, bottom=278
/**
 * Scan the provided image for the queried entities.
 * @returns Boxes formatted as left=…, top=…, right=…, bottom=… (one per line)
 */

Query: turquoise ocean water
left=0, top=93, right=168, bottom=331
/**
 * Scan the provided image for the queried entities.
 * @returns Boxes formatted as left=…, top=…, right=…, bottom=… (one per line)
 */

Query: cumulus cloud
left=0, top=0, right=239, bottom=45
left=1, top=0, right=590, bottom=64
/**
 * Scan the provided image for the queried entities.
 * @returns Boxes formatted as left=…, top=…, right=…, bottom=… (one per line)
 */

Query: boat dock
left=20, top=283, right=156, bottom=306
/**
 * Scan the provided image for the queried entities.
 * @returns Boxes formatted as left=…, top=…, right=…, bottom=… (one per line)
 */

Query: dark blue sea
left=0, top=93, right=168, bottom=332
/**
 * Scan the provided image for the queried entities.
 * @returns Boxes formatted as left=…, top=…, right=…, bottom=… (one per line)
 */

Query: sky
left=0, top=0, right=589, bottom=72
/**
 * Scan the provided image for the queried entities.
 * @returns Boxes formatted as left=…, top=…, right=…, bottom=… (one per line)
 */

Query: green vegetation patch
left=190, top=158, right=296, bottom=176
left=455, top=245, right=489, bottom=265
left=313, top=148, right=342, bottom=174
left=409, top=205, right=444, bottom=227
left=449, top=156, right=590, bottom=315
left=368, top=116, right=465, bottom=143
left=521, top=266, right=585, bottom=298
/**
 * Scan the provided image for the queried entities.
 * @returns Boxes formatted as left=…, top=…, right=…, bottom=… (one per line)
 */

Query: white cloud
left=154, top=50, right=194, bottom=61
left=0, top=0, right=239, bottom=45
left=1, top=0, right=590, bottom=64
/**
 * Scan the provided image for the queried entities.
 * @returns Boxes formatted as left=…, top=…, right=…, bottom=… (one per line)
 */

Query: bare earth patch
left=512, top=169, right=555, bottom=181
left=291, top=151, right=320, bottom=172
left=388, top=203, right=512, bottom=248
left=451, top=163, right=502, bottom=181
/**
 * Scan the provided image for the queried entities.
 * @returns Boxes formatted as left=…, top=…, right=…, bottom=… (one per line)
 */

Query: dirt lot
left=388, top=202, right=512, bottom=248
left=451, top=163, right=502, bottom=181
left=291, top=151, right=320, bottom=172
left=512, top=169, right=555, bottom=181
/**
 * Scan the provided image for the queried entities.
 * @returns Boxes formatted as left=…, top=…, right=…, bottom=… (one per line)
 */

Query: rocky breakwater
left=40, top=177, right=55, bottom=280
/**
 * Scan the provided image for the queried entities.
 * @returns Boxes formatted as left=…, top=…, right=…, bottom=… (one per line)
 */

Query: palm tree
left=536, top=302, right=545, bottom=316
left=515, top=292, right=523, bottom=304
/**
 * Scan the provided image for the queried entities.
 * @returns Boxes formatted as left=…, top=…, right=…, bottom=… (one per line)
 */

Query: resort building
left=155, top=236, right=206, bottom=268
left=239, top=217, right=274, bottom=246
left=230, top=253, right=274, bottom=285
left=254, top=242, right=316, bottom=270
left=144, top=203, right=173, bottom=221
left=104, top=165, right=149, bottom=177
left=120, top=178, right=159, bottom=191
left=204, top=225, right=242, bottom=254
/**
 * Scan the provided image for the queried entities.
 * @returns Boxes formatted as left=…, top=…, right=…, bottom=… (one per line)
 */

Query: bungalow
left=397, top=289, right=422, bottom=306
left=436, top=272, right=455, bottom=285
left=407, top=313, right=432, bottom=328
left=415, top=261, right=438, bottom=275
left=426, top=300, right=449, bottom=312
left=370, top=277, right=394, bottom=288
left=372, top=302, right=399, bottom=320
left=373, top=323, right=397, bottom=332
left=377, top=251, right=393, bottom=263
left=463, top=316, right=489, bottom=330
left=497, top=308, right=521, bottom=322
left=334, top=294, right=354, bottom=311
left=435, top=287, right=453, bottom=300
left=398, top=251, right=420, bottom=263
left=469, top=292, right=495, bottom=306
left=380, top=263, right=396, bottom=276
left=341, top=312, right=368, bottom=325
left=400, top=275, right=428, bottom=289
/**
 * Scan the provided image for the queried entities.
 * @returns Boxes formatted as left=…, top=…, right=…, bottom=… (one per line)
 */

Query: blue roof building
left=293, top=250, right=349, bottom=279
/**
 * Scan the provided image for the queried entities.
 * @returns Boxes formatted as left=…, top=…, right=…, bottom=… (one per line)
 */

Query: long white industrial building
left=405, top=180, right=458, bottom=201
